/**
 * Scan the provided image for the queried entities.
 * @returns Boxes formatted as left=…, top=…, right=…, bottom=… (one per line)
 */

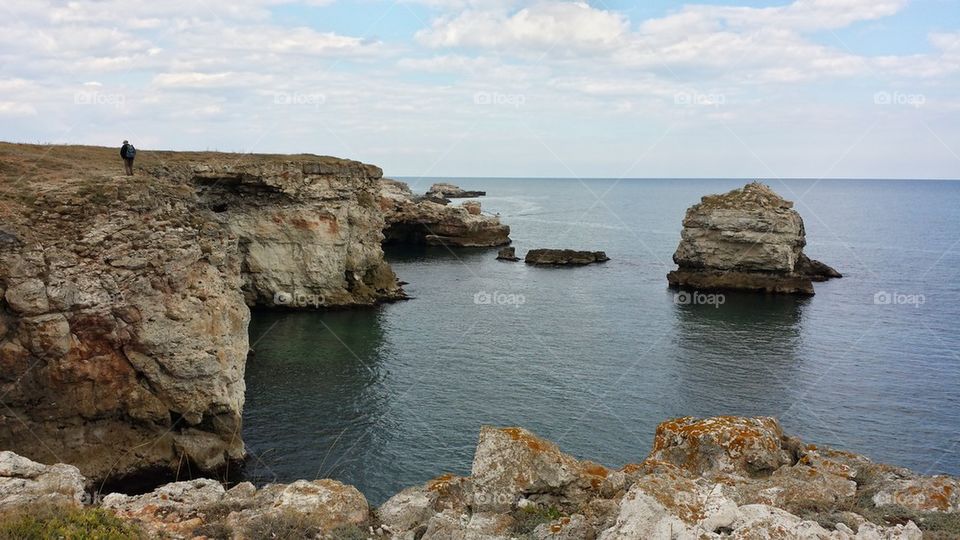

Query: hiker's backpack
left=124, top=145, right=136, bottom=159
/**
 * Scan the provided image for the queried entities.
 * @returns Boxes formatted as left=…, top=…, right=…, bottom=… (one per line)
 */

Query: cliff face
left=668, top=182, right=840, bottom=294
left=193, top=161, right=405, bottom=308
left=0, top=143, right=403, bottom=482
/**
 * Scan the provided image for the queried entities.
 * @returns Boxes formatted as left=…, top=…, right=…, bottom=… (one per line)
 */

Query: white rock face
left=0, top=451, right=86, bottom=510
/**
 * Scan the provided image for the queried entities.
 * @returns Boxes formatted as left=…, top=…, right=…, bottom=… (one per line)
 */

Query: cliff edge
left=0, top=143, right=403, bottom=483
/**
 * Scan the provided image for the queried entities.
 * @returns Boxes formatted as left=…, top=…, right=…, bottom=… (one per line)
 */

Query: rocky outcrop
left=0, top=143, right=404, bottom=484
left=667, top=182, right=841, bottom=294
left=193, top=161, right=405, bottom=308
left=0, top=451, right=86, bottom=510
left=3, top=416, right=954, bottom=539
left=379, top=178, right=510, bottom=247
left=525, top=249, right=610, bottom=266
left=496, top=247, right=520, bottom=261
left=426, top=182, right=486, bottom=199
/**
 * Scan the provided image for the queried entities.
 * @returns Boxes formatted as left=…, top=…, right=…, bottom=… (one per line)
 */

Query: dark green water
left=243, top=178, right=960, bottom=504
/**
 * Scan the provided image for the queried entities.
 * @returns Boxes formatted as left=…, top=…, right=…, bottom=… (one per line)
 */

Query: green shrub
left=0, top=505, right=142, bottom=540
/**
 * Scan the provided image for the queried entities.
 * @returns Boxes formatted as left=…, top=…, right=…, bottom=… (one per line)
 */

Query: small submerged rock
left=525, top=249, right=610, bottom=266
left=668, top=181, right=841, bottom=294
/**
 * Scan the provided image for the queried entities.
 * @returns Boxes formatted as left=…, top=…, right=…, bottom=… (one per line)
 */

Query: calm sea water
left=242, top=178, right=960, bottom=505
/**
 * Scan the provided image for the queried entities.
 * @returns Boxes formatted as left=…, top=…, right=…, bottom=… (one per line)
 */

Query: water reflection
left=668, top=290, right=808, bottom=418
left=241, top=309, right=392, bottom=488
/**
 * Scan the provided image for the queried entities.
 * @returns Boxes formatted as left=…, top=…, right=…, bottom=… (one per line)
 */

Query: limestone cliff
left=0, top=143, right=403, bottom=483
left=668, top=182, right=841, bottom=295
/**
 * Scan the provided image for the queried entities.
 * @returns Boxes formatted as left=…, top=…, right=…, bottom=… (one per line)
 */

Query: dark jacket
left=120, top=143, right=134, bottom=159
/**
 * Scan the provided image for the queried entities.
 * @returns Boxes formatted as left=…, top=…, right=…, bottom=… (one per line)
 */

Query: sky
left=1, top=0, right=959, bottom=178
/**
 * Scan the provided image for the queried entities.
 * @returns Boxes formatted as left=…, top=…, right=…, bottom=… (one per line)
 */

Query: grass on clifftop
left=0, top=505, right=142, bottom=540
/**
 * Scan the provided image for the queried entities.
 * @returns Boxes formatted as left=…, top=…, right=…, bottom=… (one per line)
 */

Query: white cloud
left=416, top=2, right=628, bottom=52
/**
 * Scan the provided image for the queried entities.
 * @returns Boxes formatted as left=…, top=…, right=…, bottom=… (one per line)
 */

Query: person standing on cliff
left=120, top=140, right=136, bottom=176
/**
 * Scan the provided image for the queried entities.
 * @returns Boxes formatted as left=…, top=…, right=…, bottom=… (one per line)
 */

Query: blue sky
left=1, top=0, right=959, bottom=178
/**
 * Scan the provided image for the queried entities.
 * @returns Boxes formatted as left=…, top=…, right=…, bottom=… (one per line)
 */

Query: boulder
left=525, top=249, right=610, bottom=266
left=462, top=200, right=482, bottom=215
left=667, top=182, right=840, bottom=294
left=872, top=476, right=960, bottom=512
left=496, top=247, right=520, bottom=261
left=471, top=426, right=583, bottom=512
left=645, top=416, right=795, bottom=478
left=0, top=451, right=86, bottom=510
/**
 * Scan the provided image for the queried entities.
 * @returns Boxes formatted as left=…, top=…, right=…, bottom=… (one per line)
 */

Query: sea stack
left=667, top=182, right=840, bottom=295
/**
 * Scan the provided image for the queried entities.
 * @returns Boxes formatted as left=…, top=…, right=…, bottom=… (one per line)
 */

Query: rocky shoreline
left=2, top=145, right=956, bottom=538
left=2, top=416, right=957, bottom=539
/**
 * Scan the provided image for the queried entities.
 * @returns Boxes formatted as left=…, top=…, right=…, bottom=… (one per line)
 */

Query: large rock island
left=0, top=143, right=404, bottom=484
left=668, top=182, right=841, bottom=295
left=2, top=416, right=955, bottom=538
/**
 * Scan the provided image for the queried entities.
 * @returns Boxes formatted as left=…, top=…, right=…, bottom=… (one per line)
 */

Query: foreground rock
left=426, top=182, right=486, bottom=199
left=379, top=179, right=510, bottom=247
left=0, top=143, right=404, bottom=484
left=525, top=249, right=610, bottom=266
left=9, top=416, right=953, bottom=538
left=668, top=182, right=841, bottom=294
left=0, top=451, right=85, bottom=510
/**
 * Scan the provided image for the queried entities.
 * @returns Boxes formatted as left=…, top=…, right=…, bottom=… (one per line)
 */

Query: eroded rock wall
left=0, top=143, right=404, bottom=483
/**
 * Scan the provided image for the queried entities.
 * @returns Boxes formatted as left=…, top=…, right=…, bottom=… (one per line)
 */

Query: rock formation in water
left=379, top=178, right=510, bottom=247
left=668, top=182, right=841, bottom=294
left=0, top=143, right=404, bottom=484
left=4, top=416, right=956, bottom=539
left=525, top=249, right=610, bottom=266
left=496, top=247, right=520, bottom=261
left=426, top=182, right=486, bottom=199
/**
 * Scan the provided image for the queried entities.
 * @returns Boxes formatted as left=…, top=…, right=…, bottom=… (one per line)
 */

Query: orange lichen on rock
left=499, top=427, right=551, bottom=453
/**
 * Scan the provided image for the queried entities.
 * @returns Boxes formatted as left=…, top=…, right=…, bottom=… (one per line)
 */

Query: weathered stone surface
left=427, top=182, right=486, bottom=199
left=380, top=179, right=510, bottom=247
left=0, top=143, right=404, bottom=483
left=195, top=161, right=405, bottom=308
left=646, top=416, right=795, bottom=478
left=525, top=249, right=610, bottom=266
left=667, top=182, right=840, bottom=294
left=471, top=426, right=583, bottom=511
left=3, top=278, right=49, bottom=315
left=873, top=476, right=960, bottom=512
left=0, top=451, right=85, bottom=510
left=496, top=246, right=520, bottom=261
left=462, top=200, right=482, bottom=215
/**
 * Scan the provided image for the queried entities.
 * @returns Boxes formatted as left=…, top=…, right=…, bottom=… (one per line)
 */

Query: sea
left=241, top=178, right=960, bottom=505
